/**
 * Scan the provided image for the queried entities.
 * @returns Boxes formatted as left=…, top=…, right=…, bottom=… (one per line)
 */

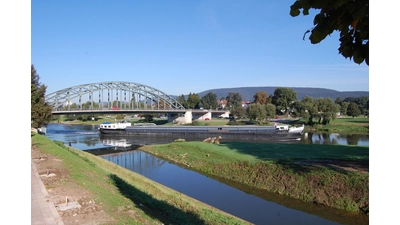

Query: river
left=43, top=123, right=369, bottom=225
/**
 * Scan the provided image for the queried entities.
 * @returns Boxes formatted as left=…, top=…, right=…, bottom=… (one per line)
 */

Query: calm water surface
left=44, top=123, right=369, bottom=225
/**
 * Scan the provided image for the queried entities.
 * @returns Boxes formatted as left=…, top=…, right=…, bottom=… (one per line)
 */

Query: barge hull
left=99, top=126, right=302, bottom=141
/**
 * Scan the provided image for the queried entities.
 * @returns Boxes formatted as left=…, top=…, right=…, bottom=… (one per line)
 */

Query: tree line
left=176, top=88, right=368, bottom=125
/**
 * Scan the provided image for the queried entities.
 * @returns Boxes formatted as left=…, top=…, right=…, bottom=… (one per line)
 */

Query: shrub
left=227, top=120, right=246, bottom=125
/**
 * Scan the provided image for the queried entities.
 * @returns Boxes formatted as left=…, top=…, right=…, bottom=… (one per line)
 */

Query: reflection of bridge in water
left=45, top=81, right=229, bottom=123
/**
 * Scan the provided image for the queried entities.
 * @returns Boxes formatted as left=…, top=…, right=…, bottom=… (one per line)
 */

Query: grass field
left=140, top=141, right=369, bottom=214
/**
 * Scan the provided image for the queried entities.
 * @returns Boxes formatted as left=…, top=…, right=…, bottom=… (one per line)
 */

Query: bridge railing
left=51, top=107, right=230, bottom=115
left=52, top=106, right=228, bottom=112
left=51, top=107, right=188, bottom=111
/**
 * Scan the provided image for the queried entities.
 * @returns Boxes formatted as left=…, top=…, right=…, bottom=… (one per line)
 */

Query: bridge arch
left=45, top=81, right=185, bottom=111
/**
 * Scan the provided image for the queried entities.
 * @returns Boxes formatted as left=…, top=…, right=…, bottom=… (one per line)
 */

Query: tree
left=78, top=114, right=99, bottom=121
left=291, top=96, right=316, bottom=125
left=343, top=97, right=356, bottom=103
left=290, top=0, right=369, bottom=65
left=314, top=98, right=340, bottom=124
left=246, top=103, right=266, bottom=124
left=335, top=97, right=343, bottom=105
left=292, top=96, right=339, bottom=125
left=199, top=92, right=218, bottom=109
left=343, top=96, right=369, bottom=115
left=31, top=65, right=52, bottom=129
left=153, top=99, right=169, bottom=109
left=364, top=110, right=369, bottom=118
left=253, top=91, right=268, bottom=104
left=267, top=94, right=273, bottom=104
left=70, top=103, right=78, bottom=109
left=234, top=106, right=247, bottom=119
left=347, top=102, right=361, bottom=118
left=354, top=96, right=369, bottom=115
left=264, top=103, right=276, bottom=120
left=142, top=114, right=155, bottom=122
left=177, top=94, right=186, bottom=106
left=226, top=92, right=243, bottom=116
left=340, top=102, right=350, bottom=117
left=83, top=101, right=99, bottom=110
left=271, top=88, right=297, bottom=115
left=185, top=93, right=201, bottom=109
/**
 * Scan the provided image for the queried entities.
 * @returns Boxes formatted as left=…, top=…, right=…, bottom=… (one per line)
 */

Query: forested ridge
left=191, top=87, right=368, bottom=102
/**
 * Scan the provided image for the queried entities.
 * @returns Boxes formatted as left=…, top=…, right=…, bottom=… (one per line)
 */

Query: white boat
left=288, top=124, right=305, bottom=133
left=98, top=121, right=132, bottom=130
left=274, top=123, right=304, bottom=134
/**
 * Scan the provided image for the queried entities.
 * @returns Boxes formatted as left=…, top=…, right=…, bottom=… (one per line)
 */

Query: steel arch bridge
left=45, top=81, right=185, bottom=112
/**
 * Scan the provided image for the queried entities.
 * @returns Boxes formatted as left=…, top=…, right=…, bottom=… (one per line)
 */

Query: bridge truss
left=45, top=81, right=185, bottom=111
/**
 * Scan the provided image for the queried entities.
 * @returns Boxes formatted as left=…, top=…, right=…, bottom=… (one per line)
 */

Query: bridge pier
left=167, top=113, right=179, bottom=123
left=169, top=111, right=193, bottom=124
left=192, top=111, right=211, bottom=121
left=169, top=110, right=220, bottom=124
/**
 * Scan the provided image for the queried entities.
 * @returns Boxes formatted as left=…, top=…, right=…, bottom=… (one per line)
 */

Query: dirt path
left=293, top=159, right=369, bottom=174
left=31, top=145, right=116, bottom=225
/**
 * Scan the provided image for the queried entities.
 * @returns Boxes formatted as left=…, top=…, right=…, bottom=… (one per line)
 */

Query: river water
left=43, top=123, right=369, bottom=225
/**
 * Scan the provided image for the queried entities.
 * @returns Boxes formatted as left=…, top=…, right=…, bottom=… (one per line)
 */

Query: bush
left=115, top=114, right=125, bottom=120
left=227, top=120, right=246, bottom=125
left=245, top=120, right=257, bottom=125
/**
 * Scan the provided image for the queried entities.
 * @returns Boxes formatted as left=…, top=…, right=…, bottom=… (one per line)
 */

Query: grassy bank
left=294, top=116, right=369, bottom=134
left=31, top=133, right=253, bottom=225
left=139, top=141, right=369, bottom=214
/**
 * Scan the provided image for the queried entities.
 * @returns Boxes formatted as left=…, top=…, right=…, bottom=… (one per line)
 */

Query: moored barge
left=98, top=121, right=304, bottom=141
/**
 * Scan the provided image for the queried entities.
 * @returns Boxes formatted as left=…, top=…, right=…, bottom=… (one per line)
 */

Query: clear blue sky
left=31, top=0, right=369, bottom=96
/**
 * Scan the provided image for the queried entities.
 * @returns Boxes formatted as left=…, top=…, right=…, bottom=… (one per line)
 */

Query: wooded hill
left=193, top=87, right=369, bottom=102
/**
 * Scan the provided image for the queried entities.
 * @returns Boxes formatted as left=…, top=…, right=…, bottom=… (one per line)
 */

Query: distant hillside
left=191, top=87, right=369, bottom=102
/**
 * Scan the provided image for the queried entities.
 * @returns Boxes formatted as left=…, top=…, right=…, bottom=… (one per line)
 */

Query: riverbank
left=303, top=117, right=369, bottom=134
left=31, top=132, right=253, bottom=225
left=54, top=115, right=369, bottom=134
left=139, top=141, right=369, bottom=215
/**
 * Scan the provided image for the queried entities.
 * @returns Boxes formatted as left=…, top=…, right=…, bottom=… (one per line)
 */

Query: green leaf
left=290, top=8, right=301, bottom=17
left=353, top=54, right=364, bottom=64
left=313, top=14, right=323, bottom=25
left=310, top=29, right=323, bottom=44
left=360, top=29, right=368, bottom=39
